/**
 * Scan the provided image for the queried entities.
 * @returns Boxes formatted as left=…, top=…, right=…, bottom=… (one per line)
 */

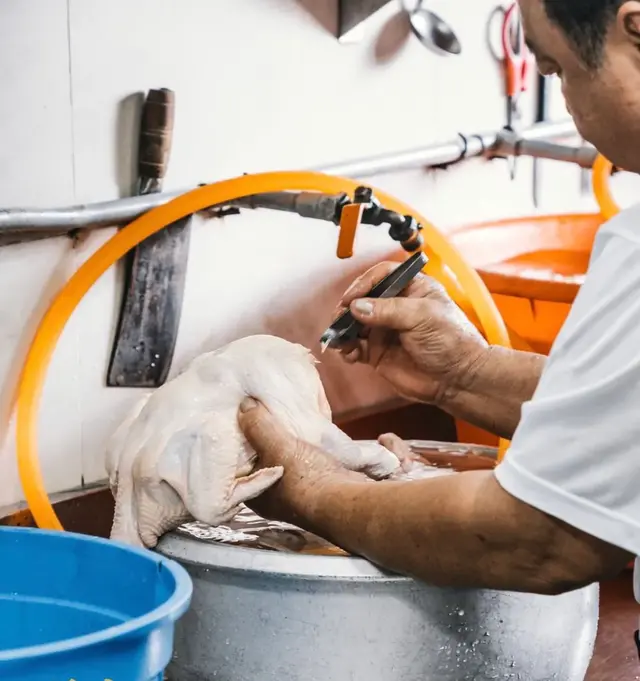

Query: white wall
left=0, top=0, right=635, bottom=509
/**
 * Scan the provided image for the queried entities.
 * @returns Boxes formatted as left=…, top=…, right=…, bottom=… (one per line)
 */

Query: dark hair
left=543, top=0, right=624, bottom=67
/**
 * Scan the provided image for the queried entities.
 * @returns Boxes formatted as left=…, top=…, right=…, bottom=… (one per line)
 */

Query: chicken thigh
left=106, top=334, right=402, bottom=548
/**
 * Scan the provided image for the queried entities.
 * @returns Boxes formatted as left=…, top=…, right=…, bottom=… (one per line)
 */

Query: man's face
left=518, top=0, right=640, bottom=171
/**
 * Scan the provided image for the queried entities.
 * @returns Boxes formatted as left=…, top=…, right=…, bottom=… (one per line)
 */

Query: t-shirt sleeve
left=494, top=227, right=640, bottom=556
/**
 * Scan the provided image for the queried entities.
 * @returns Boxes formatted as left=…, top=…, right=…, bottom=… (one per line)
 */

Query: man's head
left=519, top=0, right=640, bottom=170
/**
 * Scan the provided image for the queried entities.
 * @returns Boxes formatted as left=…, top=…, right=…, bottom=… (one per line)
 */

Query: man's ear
left=618, top=2, right=640, bottom=47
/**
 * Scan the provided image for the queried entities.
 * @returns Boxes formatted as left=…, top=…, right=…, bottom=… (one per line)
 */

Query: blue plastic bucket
left=0, top=526, right=192, bottom=681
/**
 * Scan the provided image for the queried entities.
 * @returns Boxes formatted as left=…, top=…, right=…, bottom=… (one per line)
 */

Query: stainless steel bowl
left=157, top=441, right=598, bottom=681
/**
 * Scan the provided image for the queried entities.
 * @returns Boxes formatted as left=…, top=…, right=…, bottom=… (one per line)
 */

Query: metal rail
left=0, top=119, right=584, bottom=237
left=317, top=120, right=582, bottom=176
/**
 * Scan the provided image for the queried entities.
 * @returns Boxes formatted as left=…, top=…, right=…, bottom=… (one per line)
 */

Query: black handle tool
left=107, top=88, right=192, bottom=388
left=320, top=250, right=428, bottom=352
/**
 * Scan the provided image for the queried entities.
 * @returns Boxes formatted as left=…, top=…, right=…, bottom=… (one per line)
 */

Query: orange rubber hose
left=592, top=154, right=619, bottom=220
left=15, top=170, right=511, bottom=531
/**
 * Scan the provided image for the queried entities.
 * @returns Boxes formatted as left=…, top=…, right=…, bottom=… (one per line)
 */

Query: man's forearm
left=301, top=471, right=630, bottom=595
left=440, top=346, right=546, bottom=439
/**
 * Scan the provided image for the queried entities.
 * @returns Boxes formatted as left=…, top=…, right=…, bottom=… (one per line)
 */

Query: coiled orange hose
left=15, top=171, right=511, bottom=531
left=592, top=153, right=619, bottom=220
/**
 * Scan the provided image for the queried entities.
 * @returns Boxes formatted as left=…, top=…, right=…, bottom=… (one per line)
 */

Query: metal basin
left=157, top=441, right=599, bottom=681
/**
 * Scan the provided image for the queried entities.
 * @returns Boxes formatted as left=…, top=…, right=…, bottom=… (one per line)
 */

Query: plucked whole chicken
left=106, top=334, right=411, bottom=549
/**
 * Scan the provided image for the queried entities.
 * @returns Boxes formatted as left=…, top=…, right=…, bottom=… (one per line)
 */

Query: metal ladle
left=403, top=0, right=462, bottom=56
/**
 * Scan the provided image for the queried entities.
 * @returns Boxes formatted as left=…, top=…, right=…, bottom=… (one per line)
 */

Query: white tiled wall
left=0, top=0, right=636, bottom=508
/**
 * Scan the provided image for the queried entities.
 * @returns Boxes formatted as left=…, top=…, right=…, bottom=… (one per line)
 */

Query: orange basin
left=449, top=212, right=603, bottom=446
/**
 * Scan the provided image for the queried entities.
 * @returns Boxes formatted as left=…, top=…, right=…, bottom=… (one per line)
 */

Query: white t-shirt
left=494, top=202, right=640, bottom=602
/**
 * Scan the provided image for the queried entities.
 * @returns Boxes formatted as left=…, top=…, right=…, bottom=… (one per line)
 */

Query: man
left=238, top=0, right=640, bottom=600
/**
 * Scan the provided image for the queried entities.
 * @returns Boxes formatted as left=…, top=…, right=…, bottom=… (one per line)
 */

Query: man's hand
left=237, top=397, right=363, bottom=527
left=335, top=262, right=547, bottom=438
left=335, top=262, right=488, bottom=405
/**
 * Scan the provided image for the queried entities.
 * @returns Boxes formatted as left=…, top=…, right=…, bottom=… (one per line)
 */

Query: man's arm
left=311, top=226, right=640, bottom=592
left=314, top=229, right=640, bottom=592
left=441, top=346, right=546, bottom=440
left=238, top=399, right=632, bottom=595
left=301, top=470, right=630, bottom=595
left=240, top=222, right=640, bottom=596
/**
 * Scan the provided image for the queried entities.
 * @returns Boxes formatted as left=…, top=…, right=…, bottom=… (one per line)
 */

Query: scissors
left=502, top=3, right=531, bottom=128
left=489, top=3, right=532, bottom=177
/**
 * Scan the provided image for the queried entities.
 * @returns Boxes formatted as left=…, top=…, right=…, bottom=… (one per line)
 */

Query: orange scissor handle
left=501, top=3, right=530, bottom=96
left=337, top=203, right=364, bottom=259
left=504, top=56, right=520, bottom=98
left=592, top=153, right=619, bottom=220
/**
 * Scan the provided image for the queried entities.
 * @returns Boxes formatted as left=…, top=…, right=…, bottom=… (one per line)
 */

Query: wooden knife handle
left=138, top=88, right=175, bottom=180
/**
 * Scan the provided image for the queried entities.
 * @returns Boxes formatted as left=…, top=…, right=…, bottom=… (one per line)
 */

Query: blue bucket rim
left=0, top=526, right=192, bottom=663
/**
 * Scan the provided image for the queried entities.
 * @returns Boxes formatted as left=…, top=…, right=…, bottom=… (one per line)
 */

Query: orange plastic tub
left=449, top=212, right=603, bottom=446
